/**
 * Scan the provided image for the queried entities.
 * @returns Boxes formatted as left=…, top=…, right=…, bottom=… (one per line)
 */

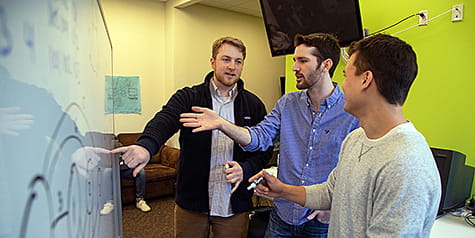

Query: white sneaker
left=100, top=202, right=114, bottom=215
left=136, top=199, right=151, bottom=212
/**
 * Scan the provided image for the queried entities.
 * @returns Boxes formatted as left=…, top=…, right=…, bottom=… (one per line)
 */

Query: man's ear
left=361, top=71, right=373, bottom=89
left=321, top=59, right=333, bottom=73
left=210, top=57, right=216, bottom=69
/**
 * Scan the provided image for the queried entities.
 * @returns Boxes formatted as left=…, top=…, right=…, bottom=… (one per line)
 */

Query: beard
left=296, top=67, right=323, bottom=90
left=215, top=72, right=240, bottom=87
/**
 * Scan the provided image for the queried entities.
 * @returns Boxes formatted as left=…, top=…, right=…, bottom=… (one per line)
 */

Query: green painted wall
left=285, top=0, right=475, bottom=196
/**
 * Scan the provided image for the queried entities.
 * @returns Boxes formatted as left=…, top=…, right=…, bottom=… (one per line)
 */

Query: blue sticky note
left=105, top=76, right=142, bottom=114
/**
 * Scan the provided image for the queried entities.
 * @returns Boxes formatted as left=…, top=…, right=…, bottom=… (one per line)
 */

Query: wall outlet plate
left=452, top=4, right=464, bottom=22
left=419, top=10, right=428, bottom=26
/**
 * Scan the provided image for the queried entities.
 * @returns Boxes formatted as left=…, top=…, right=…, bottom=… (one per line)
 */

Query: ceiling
left=156, top=0, right=262, bottom=17
left=198, top=0, right=261, bottom=17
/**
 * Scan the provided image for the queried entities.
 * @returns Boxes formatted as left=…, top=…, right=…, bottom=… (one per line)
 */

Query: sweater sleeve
left=136, top=87, right=193, bottom=156
left=304, top=168, right=335, bottom=210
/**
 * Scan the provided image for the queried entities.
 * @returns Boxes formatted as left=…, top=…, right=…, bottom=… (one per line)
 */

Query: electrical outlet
left=452, top=4, right=464, bottom=22
left=418, top=10, right=428, bottom=26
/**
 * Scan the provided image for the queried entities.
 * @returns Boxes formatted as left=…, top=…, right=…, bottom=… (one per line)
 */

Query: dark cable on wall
left=368, top=13, right=423, bottom=36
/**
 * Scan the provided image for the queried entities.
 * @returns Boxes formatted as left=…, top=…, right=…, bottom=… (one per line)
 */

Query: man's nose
left=227, top=61, right=236, bottom=69
left=292, top=64, right=300, bottom=72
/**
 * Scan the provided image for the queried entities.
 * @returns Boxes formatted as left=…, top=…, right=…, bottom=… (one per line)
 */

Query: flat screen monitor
left=259, top=0, right=364, bottom=57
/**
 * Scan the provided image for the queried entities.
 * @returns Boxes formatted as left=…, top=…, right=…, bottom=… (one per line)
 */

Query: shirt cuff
left=241, top=126, right=259, bottom=151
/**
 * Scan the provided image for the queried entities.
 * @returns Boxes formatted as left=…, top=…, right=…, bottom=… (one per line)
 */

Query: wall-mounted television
left=431, top=147, right=475, bottom=214
left=259, top=0, right=364, bottom=57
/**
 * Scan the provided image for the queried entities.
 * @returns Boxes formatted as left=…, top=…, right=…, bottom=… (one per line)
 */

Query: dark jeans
left=120, top=168, right=146, bottom=201
left=264, top=209, right=328, bottom=238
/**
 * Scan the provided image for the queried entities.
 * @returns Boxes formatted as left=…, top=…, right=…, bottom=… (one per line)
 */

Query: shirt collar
left=325, top=82, right=343, bottom=108
left=210, top=78, right=237, bottom=99
left=303, top=82, right=343, bottom=110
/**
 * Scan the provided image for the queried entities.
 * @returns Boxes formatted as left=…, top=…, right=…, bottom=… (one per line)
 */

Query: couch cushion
left=143, top=164, right=177, bottom=182
left=120, top=164, right=176, bottom=186
left=158, top=145, right=180, bottom=168
left=117, top=133, right=141, bottom=146
left=150, top=153, right=162, bottom=164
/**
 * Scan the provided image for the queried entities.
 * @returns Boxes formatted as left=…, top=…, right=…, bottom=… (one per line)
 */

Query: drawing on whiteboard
left=1, top=66, right=117, bottom=237
left=0, top=6, right=13, bottom=57
left=0, top=0, right=120, bottom=237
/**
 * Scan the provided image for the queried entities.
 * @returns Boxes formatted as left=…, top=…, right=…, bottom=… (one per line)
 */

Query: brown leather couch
left=117, top=133, right=179, bottom=204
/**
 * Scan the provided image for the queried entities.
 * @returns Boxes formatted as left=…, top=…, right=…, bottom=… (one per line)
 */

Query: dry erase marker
left=247, top=169, right=274, bottom=190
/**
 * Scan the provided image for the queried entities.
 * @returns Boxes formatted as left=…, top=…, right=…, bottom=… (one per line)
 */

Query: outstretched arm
left=180, top=106, right=252, bottom=146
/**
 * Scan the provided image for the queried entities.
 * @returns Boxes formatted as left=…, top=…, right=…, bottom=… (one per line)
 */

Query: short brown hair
left=212, top=36, right=246, bottom=60
left=294, top=33, right=340, bottom=77
left=348, top=34, right=418, bottom=105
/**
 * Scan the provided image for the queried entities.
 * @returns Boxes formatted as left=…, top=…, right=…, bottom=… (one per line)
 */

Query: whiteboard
left=0, top=0, right=121, bottom=237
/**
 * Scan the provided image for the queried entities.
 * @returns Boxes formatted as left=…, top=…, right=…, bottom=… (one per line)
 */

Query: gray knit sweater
left=305, top=122, right=441, bottom=237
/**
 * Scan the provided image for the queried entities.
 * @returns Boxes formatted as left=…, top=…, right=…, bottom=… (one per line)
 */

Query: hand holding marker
left=247, top=169, right=275, bottom=190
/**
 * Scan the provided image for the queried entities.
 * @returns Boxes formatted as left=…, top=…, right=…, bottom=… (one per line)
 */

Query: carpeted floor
left=121, top=196, right=175, bottom=238
left=121, top=195, right=273, bottom=238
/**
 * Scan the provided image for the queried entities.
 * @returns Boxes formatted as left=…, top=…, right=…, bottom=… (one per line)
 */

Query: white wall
left=164, top=1, right=285, bottom=108
left=102, top=0, right=167, bottom=133
left=102, top=0, right=285, bottom=144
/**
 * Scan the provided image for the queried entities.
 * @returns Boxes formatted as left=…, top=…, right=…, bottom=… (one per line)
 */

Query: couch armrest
left=158, top=145, right=180, bottom=169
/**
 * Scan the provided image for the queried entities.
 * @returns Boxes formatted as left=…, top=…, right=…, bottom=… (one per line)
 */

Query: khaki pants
left=174, top=204, right=249, bottom=238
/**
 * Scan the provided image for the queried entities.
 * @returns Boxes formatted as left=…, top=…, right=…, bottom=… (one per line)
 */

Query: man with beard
left=111, top=37, right=272, bottom=238
left=180, top=33, right=359, bottom=237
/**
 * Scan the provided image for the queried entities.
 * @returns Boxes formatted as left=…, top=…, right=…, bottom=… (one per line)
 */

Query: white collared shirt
left=208, top=79, right=237, bottom=217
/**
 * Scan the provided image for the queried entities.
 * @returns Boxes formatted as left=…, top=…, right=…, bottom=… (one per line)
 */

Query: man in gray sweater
left=251, top=34, right=441, bottom=237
